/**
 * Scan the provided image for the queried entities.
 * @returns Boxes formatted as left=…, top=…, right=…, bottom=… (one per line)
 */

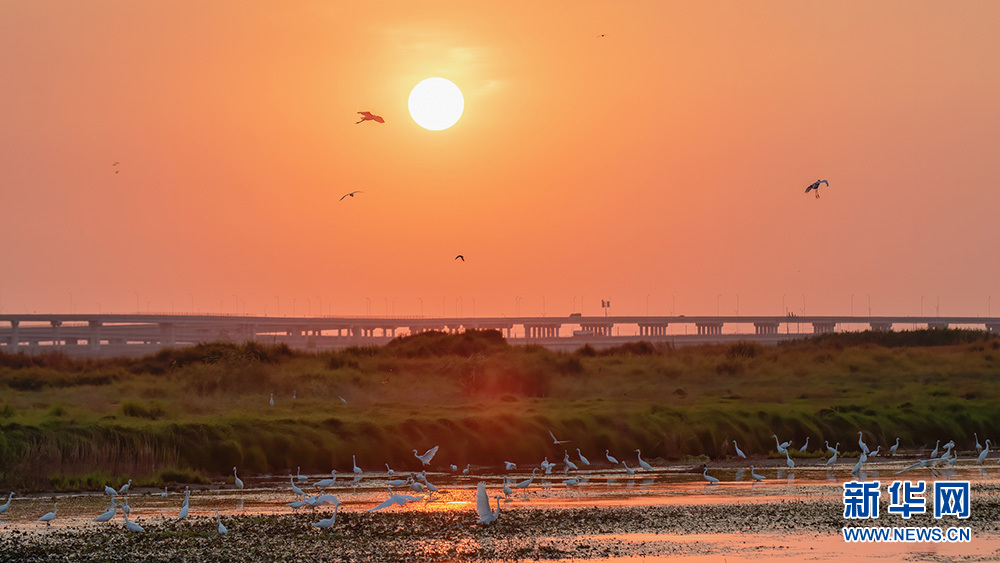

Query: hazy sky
left=2, top=1, right=999, bottom=318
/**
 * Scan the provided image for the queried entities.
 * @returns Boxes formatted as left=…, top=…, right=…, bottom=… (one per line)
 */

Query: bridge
left=2, top=313, right=999, bottom=358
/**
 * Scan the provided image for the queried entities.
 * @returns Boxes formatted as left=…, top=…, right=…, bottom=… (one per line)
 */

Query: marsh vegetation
left=2, top=329, right=999, bottom=491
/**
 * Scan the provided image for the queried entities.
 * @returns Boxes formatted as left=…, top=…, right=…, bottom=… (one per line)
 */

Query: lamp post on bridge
left=920, top=295, right=924, bottom=317
left=716, top=294, right=722, bottom=316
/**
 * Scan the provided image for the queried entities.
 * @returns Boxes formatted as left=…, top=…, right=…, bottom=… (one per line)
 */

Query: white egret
left=286, top=495, right=307, bottom=510
left=290, top=475, right=305, bottom=496
left=409, top=478, right=425, bottom=493
left=233, top=467, right=243, bottom=490
left=504, top=461, right=517, bottom=471
left=424, top=480, right=440, bottom=494
left=93, top=502, right=117, bottom=523
left=799, top=437, right=810, bottom=453
left=316, top=493, right=341, bottom=506
left=385, top=463, right=394, bottom=476
left=413, top=446, right=439, bottom=466
left=463, top=464, right=471, bottom=475
left=178, top=501, right=189, bottom=520
left=785, top=450, right=795, bottom=469
left=367, top=488, right=423, bottom=511
left=564, top=451, right=579, bottom=471
left=296, top=466, right=307, bottom=482
left=975, top=433, right=983, bottom=454
left=564, top=478, right=580, bottom=486
left=38, top=502, right=58, bottom=525
left=123, top=509, right=144, bottom=533
left=0, top=492, right=13, bottom=516
left=339, top=396, right=347, bottom=404
left=502, top=478, right=513, bottom=497
left=353, top=455, right=363, bottom=475
left=450, top=464, right=458, bottom=472
left=121, top=498, right=130, bottom=515
left=119, top=479, right=132, bottom=495
left=103, top=485, right=117, bottom=497
left=889, top=438, right=900, bottom=456
left=772, top=435, right=789, bottom=455
left=977, top=439, right=991, bottom=464
left=161, top=487, right=168, bottom=498
left=476, top=482, right=502, bottom=524
left=540, top=457, right=554, bottom=474
left=313, top=505, right=340, bottom=529
left=895, top=459, right=932, bottom=474
left=605, top=450, right=619, bottom=465
left=869, top=446, right=881, bottom=458
left=851, top=457, right=864, bottom=475
left=943, top=440, right=955, bottom=452
left=825, top=451, right=838, bottom=466
left=577, top=449, right=591, bottom=466
left=314, top=471, right=338, bottom=488
left=635, top=449, right=653, bottom=471
left=270, top=393, right=274, bottom=407
left=387, top=478, right=407, bottom=487
left=733, top=440, right=746, bottom=459
left=930, top=440, right=940, bottom=458
left=548, top=429, right=569, bottom=445
left=514, top=468, right=538, bottom=489
left=749, top=466, right=765, bottom=482
left=622, top=461, right=635, bottom=475
left=215, top=508, right=227, bottom=534
left=702, top=466, right=719, bottom=485
left=857, top=432, right=870, bottom=455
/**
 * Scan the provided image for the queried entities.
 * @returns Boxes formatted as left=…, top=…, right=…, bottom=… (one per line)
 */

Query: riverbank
left=2, top=329, right=1000, bottom=492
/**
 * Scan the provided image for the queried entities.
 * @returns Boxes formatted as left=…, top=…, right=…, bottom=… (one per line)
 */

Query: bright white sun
left=408, top=77, right=464, bottom=131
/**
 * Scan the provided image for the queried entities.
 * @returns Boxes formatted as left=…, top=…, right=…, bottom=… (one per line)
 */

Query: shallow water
left=4, top=459, right=1000, bottom=561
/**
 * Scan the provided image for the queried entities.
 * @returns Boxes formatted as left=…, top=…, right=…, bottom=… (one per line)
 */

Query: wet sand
left=3, top=461, right=1000, bottom=562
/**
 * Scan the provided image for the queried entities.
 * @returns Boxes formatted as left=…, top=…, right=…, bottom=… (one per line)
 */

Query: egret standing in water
left=635, top=449, right=653, bottom=471
left=215, top=508, right=227, bottom=534
left=0, top=492, right=13, bottom=517
left=577, top=449, right=591, bottom=466
left=233, top=467, right=243, bottom=490
left=313, top=505, right=340, bottom=529
left=605, top=450, right=619, bottom=465
left=38, top=503, right=58, bottom=525
left=733, top=440, right=747, bottom=459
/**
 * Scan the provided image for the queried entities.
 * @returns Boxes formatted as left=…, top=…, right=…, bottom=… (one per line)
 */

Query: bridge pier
left=754, top=322, right=779, bottom=335
left=637, top=324, right=668, bottom=337
left=51, top=320, right=62, bottom=348
left=524, top=325, right=561, bottom=339
left=870, top=322, right=893, bottom=332
left=696, top=322, right=723, bottom=336
left=579, top=323, right=612, bottom=337
left=7, top=320, right=19, bottom=352
left=812, top=322, right=836, bottom=334
left=89, top=320, right=101, bottom=352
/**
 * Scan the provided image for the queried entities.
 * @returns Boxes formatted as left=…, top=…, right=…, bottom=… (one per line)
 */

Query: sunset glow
left=1, top=2, right=998, bottom=318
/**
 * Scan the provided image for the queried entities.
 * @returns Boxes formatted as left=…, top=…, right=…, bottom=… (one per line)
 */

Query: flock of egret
left=6, top=427, right=1000, bottom=533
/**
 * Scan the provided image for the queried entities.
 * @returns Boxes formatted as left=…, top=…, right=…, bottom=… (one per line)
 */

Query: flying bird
left=356, top=111, right=384, bottom=124
left=413, top=446, right=440, bottom=466
left=548, top=429, right=569, bottom=445
left=804, top=179, right=828, bottom=198
left=455, top=255, right=465, bottom=262
left=340, top=190, right=362, bottom=201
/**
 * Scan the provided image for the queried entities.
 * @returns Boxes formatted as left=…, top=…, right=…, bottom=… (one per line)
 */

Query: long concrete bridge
left=2, top=313, right=999, bottom=358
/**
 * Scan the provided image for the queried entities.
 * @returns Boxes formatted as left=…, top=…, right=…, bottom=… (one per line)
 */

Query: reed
left=2, top=330, right=1000, bottom=491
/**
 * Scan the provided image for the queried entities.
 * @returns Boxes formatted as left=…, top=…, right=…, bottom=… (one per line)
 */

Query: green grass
left=2, top=329, right=1000, bottom=491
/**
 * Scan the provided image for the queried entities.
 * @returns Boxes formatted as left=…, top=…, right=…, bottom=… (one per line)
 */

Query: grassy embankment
left=2, top=329, right=999, bottom=492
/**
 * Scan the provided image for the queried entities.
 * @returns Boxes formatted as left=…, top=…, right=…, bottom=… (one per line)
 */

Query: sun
left=408, top=77, right=464, bottom=131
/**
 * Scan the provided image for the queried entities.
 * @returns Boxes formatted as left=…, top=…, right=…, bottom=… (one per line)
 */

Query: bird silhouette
left=455, top=255, right=465, bottom=262
left=356, top=111, right=384, bottom=124
left=340, top=190, right=362, bottom=201
left=804, top=179, right=828, bottom=198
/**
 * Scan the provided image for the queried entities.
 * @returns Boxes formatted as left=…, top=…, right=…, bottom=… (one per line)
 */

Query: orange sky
left=2, top=1, right=999, bottom=318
